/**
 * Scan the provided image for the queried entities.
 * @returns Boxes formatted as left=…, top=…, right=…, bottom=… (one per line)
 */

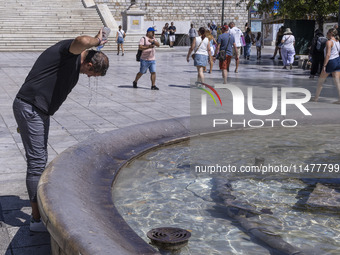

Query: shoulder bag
left=136, top=37, right=146, bottom=62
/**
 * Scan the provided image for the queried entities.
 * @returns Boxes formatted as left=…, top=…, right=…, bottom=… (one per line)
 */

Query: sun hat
left=284, top=28, right=293, bottom=35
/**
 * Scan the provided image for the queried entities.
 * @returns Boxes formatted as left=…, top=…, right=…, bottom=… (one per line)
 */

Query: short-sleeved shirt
left=169, top=26, right=176, bottom=35
left=229, top=27, right=243, bottom=47
left=217, top=32, right=235, bottom=56
left=139, top=36, right=158, bottom=61
left=282, top=35, right=295, bottom=50
left=16, top=39, right=81, bottom=115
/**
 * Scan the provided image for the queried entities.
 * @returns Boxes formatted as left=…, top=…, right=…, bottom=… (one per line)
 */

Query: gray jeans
left=13, top=98, right=50, bottom=202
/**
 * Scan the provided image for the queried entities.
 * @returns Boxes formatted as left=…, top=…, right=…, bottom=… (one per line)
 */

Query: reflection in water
left=112, top=125, right=340, bottom=255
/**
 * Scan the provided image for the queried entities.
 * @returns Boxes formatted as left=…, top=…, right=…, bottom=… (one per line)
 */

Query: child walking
left=256, top=32, right=262, bottom=59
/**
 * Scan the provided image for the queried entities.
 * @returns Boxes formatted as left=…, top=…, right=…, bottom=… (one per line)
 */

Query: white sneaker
left=30, top=217, right=48, bottom=232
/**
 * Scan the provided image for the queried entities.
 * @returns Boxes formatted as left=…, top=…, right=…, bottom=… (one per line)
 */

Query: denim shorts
left=117, top=37, right=124, bottom=44
left=194, top=54, right=208, bottom=67
left=140, top=59, right=156, bottom=74
left=326, top=57, right=340, bottom=73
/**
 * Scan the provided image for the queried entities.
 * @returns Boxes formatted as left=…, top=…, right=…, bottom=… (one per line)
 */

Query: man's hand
left=95, top=28, right=108, bottom=47
left=69, top=28, right=109, bottom=55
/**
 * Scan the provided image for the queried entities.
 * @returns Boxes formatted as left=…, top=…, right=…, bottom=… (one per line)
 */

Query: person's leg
left=310, top=54, right=318, bottom=76
left=281, top=48, right=287, bottom=68
left=149, top=61, right=159, bottom=89
left=313, top=70, right=329, bottom=101
left=134, top=72, right=143, bottom=83
left=332, top=72, right=340, bottom=103
left=259, top=47, right=262, bottom=59
left=209, top=56, right=213, bottom=73
left=13, top=99, right=49, bottom=222
left=197, top=66, right=204, bottom=83
left=271, top=46, right=278, bottom=59
left=121, top=43, right=124, bottom=55
left=288, top=49, right=295, bottom=69
left=222, top=69, right=228, bottom=84
left=234, top=47, right=239, bottom=72
left=151, top=72, right=156, bottom=86
left=117, top=43, right=120, bottom=55
left=134, top=60, right=148, bottom=87
left=279, top=48, right=282, bottom=59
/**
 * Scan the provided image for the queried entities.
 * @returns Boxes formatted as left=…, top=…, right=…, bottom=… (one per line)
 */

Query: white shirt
left=230, top=27, right=243, bottom=47
left=326, top=39, right=340, bottom=60
left=282, top=35, right=295, bottom=49
left=195, top=36, right=209, bottom=56
left=118, top=30, right=125, bottom=38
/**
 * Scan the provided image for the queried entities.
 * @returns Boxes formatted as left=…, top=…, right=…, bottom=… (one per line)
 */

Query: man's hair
left=84, top=50, right=109, bottom=76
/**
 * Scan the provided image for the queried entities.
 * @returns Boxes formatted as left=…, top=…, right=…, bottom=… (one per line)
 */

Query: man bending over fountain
left=12, top=29, right=109, bottom=232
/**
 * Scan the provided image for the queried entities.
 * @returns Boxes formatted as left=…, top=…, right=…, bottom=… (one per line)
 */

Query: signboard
left=132, top=20, right=139, bottom=25
left=251, top=20, right=262, bottom=33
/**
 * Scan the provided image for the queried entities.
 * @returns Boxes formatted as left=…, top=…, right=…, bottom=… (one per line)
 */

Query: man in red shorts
left=214, top=25, right=238, bottom=84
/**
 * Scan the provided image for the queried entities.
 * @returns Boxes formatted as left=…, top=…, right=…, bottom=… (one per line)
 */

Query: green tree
left=240, top=0, right=339, bottom=31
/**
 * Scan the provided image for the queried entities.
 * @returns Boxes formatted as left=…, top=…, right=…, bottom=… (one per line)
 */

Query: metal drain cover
left=147, top=227, right=191, bottom=250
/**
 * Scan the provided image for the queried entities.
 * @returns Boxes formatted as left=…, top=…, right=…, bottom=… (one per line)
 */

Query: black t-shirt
left=169, top=26, right=176, bottom=35
left=17, top=39, right=81, bottom=115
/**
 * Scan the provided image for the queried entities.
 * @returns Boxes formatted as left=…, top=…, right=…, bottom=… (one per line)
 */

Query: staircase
left=0, top=0, right=103, bottom=51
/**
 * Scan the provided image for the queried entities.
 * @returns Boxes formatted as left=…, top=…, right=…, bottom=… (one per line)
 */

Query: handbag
left=192, top=37, right=204, bottom=60
left=136, top=37, right=146, bottom=62
left=241, top=35, right=246, bottom=47
left=218, top=35, right=231, bottom=61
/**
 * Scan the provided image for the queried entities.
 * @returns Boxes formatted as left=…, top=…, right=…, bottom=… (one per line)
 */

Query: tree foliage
left=239, top=0, right=339, bottom=26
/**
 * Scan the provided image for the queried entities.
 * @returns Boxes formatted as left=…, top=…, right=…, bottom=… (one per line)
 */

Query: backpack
left=245, top=34, right=251, bottom=44
left=316, top=36, right=328, bottom=52
left=136, top=37, right=146, bottom=62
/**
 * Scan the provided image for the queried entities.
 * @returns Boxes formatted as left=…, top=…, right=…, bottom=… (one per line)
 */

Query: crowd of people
left=186, top=21, right=264, bottom=84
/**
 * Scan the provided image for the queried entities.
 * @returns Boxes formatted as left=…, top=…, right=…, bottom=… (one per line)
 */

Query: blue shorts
left=194, top=54, right=208, bottom=67
left=326, top=57, right=340, bottom=73
left=117, top=37, right=124, bottom=44
left=140, top=60, right=156, bottom=74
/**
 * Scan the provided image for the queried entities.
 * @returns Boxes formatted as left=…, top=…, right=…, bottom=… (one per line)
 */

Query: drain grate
left=147, top=227, right=191, bottom=250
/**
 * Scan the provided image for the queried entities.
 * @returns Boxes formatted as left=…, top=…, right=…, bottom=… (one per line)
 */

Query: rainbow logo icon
left=196, top=82, right=222, bottom=106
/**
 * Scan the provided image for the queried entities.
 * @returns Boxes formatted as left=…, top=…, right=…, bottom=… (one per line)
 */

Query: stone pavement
left=0, top=45, right=339, bottom=255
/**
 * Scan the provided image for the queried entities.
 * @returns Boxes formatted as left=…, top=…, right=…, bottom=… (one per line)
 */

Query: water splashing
left=87, top=77, right=99, bottom=107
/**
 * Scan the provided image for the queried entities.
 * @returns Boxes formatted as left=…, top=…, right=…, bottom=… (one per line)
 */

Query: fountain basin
left=37, top=110, right=340, bottom=255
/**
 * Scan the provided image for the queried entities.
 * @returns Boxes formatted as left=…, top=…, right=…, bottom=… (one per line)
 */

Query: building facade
left=96, top=0, right=249, bottom=30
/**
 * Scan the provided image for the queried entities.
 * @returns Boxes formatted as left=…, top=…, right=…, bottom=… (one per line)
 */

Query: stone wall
left=95, top=0, right=248, bottom=29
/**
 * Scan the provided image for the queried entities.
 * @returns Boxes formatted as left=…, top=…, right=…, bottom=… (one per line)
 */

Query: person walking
left=133, top=27, right=160, bottom=90
left=244, top=27, right=254, bottom=60
left=12, top=29, right=109, bottom=232
left=188, top=24, right=197, bottom=46
left=229, top=22, right=243, bottom=72
left=255, top=32, right=263, bottom=59
left=116, top=25, right=126, bottom=56
left=309, top=29, right=327, bottom=78
left=162, top=23, right=169, bottom=46
left=271, top=26, right=284, bottom=59
left=205, top=30, right=217, bottom=73
left=312, top=28, right=340, bottom=104
left=214, top=25, right=238, bottom=84
left=186, top=27, right=211, bottom=83
left=281, top=28, right=295, bottom=69
left=210, top=21, right=218, bottom=39
left=169, top=22, right=176, bottom=48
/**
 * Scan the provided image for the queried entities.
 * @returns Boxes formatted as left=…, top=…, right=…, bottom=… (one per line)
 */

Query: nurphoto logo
left=197, top=83, right=312, bottom=128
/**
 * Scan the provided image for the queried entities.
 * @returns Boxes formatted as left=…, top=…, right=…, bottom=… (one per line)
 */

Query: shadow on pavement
left=0, top=196, right=51, bottom=255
